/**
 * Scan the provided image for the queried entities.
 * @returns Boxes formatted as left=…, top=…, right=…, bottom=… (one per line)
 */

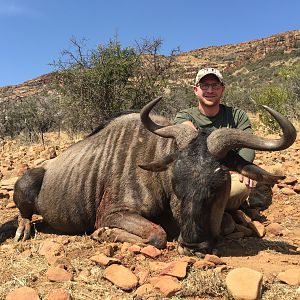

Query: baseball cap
left=195, top=67, right=224, bottom=85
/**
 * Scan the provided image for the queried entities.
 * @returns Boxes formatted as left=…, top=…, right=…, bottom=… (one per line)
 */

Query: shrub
left=251, top=85, right=296, bottom=132
left=0, top=93, right=61, bottom=144
left=51, top=36, right=180, bottom=133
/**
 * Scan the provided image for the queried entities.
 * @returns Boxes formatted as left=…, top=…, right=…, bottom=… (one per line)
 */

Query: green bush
left=251, top=85, right=296, bottom=132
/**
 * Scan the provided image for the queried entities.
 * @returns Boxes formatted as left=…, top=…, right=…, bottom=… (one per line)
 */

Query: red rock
left=140, top=245, right=161, bottom=258
left=44, top=289, right=72, bottom=300
left=46, top=267, right=73, bottom=282
left=266, top=222, right=285, bottom=236
left=204, top=254, right=225, bottom=265
left=6, top=286, right=40, bottom=300
left=128, top=244, right=141, bottom=254
left=104, top=264, right=138, bottom=290
left=149, top=276, right=182, bottom=297
left=160, top=261, right=188, bottom=279
left=277, top=182, right=288, bottom=189
left=248, top=221, right=266, bottom=237
left=90, top=253, right=120, bottom=266
left=39, top=241, right=64, bottom=258
left=193, top=260, right=215, bottom=269
left=277, top=268, right=300, bottom=285
left=281, top=187, right=297, bottom=195
left=47, top=255, right=65, bottom=266
left=226, top=267, right=263, bottom=300
left=149, top=261, right=168, bottom=272
left=134, top=284, right=157, bottom=298
left=282, top=177, right=298, bottom=185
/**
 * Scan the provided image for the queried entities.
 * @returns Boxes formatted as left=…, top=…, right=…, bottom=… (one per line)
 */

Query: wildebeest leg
left=13, top=167, right=45, bottom=241
left=94, top=212, right=167, bottom=249
left=15, top=217, right=31, bottom=242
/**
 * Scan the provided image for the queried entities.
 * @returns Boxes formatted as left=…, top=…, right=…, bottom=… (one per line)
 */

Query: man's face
left=194, top=74, right=225, bottom=108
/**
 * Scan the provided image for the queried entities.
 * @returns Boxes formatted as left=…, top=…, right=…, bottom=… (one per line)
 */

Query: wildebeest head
left=139, top=97, right=297, bottom=255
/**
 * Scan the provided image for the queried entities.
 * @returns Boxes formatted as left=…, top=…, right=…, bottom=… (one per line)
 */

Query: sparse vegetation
left=0, top=93, right=61, bottom=144
left=50, top=36, right=180, bottom=132
left=252, top=85, right=296, bottom=132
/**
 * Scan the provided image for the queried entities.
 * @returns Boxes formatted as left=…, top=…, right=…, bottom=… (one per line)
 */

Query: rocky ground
left=0, top=131, right=299, bottom=300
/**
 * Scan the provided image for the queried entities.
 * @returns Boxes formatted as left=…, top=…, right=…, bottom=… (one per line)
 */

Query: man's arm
left=235, top=109, right=256, bottom=187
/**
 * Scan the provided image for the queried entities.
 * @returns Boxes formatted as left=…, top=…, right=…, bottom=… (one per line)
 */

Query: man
left=174, top=67, right=256, bottom=210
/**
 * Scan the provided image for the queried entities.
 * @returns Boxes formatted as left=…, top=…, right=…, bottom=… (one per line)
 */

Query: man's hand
left=182, top=121, right=197, bottom=131
left=239, top=174, right=256, bottom=188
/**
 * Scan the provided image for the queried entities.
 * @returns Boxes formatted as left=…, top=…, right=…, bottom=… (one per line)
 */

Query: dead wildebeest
left=13, top=97, right=296, bottom=255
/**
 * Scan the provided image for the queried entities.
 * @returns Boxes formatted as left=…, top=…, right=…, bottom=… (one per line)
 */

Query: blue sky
left=0, top=0, right=299, bottom=87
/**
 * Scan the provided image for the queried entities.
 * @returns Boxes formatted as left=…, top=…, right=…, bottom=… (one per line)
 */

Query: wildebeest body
left=28, top=115, right=176, bottom=238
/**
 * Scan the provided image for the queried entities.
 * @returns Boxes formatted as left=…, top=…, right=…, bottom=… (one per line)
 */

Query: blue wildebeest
left=13, top=97, right=296, bottom=255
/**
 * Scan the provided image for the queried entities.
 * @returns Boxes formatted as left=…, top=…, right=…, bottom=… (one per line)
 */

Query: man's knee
left=226, top=173, right=250, bottom=210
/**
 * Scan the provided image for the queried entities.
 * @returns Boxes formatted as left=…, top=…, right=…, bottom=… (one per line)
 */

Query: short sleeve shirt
left=174, top=104, right=255, bottom=162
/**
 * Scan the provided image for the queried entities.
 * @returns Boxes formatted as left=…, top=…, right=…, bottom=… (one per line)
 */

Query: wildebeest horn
left=140, top=97, right=198, bottom=149
left=224, top=151, right=285, bottom=184
left=207, top=105, right=297, bottom=159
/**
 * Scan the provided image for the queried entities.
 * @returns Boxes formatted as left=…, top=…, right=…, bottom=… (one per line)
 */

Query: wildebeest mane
left=87, top=109, right=139, bottom=137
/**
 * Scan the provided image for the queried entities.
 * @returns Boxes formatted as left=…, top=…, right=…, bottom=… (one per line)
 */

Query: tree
left=0, top=94, right=61, bottom=145
left=51, top=36, right=180, bottom=132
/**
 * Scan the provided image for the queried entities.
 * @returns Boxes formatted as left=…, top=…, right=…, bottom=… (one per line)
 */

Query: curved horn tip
left=152, top=96, right=163, bottom=106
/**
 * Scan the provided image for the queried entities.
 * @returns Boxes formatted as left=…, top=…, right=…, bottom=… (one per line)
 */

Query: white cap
left=195, top=67, right=224, bottom=85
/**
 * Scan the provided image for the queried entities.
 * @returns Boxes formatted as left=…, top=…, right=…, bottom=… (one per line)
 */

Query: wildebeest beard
left=171, top=129, right=231, bottom=253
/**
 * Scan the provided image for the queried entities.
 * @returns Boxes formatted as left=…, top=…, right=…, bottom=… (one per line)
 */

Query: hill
left=175, top=29, right=300, bottom=85
left=0, top=29, right=299, bottom=103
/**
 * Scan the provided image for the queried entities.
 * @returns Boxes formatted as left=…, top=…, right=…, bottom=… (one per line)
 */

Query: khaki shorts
left=226, top=173, right=251, bottom=211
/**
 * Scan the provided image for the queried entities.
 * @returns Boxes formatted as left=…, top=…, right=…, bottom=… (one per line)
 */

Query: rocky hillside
left=175, top=29, right=300, bottom=83
left=0, top=29, right=299, bottom=102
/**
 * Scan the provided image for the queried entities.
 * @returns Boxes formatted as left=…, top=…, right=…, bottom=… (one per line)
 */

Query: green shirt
left=174, top=104, right=255, bottom=162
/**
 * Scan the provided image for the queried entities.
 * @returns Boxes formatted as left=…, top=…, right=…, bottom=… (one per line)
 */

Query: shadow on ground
left=218, top=236, right=299, bottom=257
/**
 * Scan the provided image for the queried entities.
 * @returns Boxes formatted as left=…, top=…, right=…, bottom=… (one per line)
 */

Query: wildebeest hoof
left=211, top=248, right=220, bottom=256
left=90, top=227, right=112, bottom=242
left=14, top=218, right=31, bottom=242
left=177, top=244, right=206, bottom=258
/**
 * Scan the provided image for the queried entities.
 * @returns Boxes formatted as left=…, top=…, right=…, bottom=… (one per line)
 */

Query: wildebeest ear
left=139, top=152, right=179, bottom=172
